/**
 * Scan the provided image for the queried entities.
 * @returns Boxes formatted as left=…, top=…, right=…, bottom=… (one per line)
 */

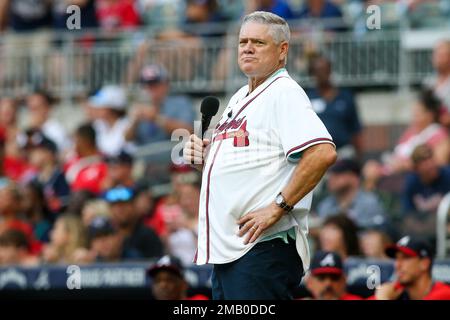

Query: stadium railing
left=1, top=21, right=448, bottom=100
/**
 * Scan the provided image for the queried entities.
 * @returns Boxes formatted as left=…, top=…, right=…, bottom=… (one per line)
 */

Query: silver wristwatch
left=275, top=192, right=294, bottom=213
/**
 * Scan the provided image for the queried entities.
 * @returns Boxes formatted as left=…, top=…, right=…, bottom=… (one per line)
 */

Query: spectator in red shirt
left=64, top=123, right=108, bottom=195
left=96, top=0, right=140, bottom=31
left=305, top=251, right=363, bottom=300
left=373, top=235, right=450, bottom=300
left=147, top=255, right=209, bottom=300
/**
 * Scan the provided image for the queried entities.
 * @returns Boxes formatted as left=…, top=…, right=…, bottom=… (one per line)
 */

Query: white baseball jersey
left=194, top=68, right=335, bottom=271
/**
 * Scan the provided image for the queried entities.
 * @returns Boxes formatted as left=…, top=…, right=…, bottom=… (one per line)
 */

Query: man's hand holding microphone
left=183, top=96, right=219, bottom=171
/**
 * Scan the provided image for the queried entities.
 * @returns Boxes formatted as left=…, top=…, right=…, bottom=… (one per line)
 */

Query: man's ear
left=279, top=42, right=289, bottom=62
left=420, top=258, right=432, bottom=273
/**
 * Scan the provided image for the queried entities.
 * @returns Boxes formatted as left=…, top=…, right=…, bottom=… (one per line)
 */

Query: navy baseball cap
left=310, top=251, right=344, bottom=276
left=329, top=159, right=361, bottom=176
left=105, top=150, right=134, bottom=165
left=17, top=129, right=58, bottom=153
left=140, top=64, right=169, bottom=85
left=385, top=235, right=433, bottom=259
left=147, top=255, right=184, bottom=279
left=103, top=186, right=135, bottom=203
left=88, top=216, right=116, bottom=239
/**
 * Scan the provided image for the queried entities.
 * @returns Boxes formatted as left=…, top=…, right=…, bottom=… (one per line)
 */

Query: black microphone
left=200, top=96, right=220, bottom=138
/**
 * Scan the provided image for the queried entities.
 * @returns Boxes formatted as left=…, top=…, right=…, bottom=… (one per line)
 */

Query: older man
left=305, top=251, right=362, bottom=300
left=183, top=11, right=336, bottom=299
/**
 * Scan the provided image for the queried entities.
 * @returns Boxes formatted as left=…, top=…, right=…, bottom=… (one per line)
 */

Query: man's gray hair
left=242, top=11, right=291, bottom=44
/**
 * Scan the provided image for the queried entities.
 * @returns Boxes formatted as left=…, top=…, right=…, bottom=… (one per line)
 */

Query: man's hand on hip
left=237, top=203, right=285, bottom=245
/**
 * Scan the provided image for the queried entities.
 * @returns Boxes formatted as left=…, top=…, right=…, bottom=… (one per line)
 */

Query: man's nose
left=242, top=42, right=255, bottom=53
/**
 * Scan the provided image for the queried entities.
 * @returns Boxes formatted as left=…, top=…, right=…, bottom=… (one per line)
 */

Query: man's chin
left=320, top=294, right=340, bottom=300
left=398, top=278, right=413, bottom=287
left=319, top=290, right=340, bottom=300
left=240, top=68, right=257, bottom=77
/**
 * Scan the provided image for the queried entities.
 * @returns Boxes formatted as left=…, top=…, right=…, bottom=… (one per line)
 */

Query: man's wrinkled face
left=238, top=22, right=287, bottom=78
left=306, top=273, right=346, bottom=300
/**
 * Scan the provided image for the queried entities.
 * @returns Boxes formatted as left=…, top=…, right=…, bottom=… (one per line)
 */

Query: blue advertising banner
left=0, top=259, right=449, bottom=291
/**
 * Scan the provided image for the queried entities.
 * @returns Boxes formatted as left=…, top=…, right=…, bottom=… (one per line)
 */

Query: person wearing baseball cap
left=23, top=130, right=70, bottom=215
left=316, top=158, right=389, bottom=231
left=74, top=216, right=142, bottom=264
left=104, top=186, right=163, bottom=260
left=374, top=235, right=450, bottom=300
left=305, top=251, right=362, bottom=300
left=124, top=64, right=194, bottom=146
left=147, top=255, right=208, bottom=300
left=101, top=150, right=135, bottom=191
left=89, top=85, right=134, bottom=157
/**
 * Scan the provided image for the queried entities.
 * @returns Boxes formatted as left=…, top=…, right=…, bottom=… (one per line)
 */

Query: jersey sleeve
left=274, top=81, right=335, bottom=162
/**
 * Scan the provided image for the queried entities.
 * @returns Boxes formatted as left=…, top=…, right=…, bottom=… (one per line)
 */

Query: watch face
left=275, top=194, right=283, bottom=205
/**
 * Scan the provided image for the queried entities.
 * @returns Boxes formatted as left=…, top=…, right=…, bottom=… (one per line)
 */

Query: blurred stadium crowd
left=0, top=0, right=450, bottom=300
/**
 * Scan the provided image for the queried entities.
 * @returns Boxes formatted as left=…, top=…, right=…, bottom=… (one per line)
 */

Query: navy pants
left=211, top=237, right=304, bottom=300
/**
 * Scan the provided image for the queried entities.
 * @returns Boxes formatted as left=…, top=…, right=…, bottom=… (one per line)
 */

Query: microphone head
left=200, top=96, right=220, bottom=117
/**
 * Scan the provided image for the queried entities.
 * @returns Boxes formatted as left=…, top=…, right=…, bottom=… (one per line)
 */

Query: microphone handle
left=201, top=115, right=212, bottom=138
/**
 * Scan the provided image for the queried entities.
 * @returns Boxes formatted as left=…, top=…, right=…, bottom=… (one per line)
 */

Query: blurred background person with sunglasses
left=104, top=185, right=164, bottom=260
